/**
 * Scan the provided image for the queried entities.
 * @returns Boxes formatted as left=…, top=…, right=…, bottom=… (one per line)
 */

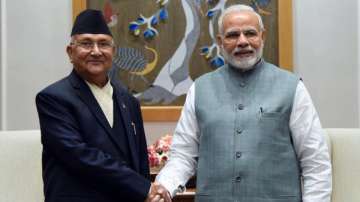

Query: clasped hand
left=145, top=182, right=172, bottom=202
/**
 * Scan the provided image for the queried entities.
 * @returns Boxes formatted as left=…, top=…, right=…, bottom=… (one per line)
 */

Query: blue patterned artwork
left=87, top=0, right=277, bottom=106
left=128, top=0, right=169, bottom=40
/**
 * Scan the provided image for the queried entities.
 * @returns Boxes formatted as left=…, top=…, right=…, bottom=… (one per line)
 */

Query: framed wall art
left=72, top=0, right=293, bottom=121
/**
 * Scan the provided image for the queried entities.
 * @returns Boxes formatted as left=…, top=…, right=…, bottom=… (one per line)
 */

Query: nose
left=90, top=43, right=102, bottom=56
left=236, top=33, right=249, bottom=48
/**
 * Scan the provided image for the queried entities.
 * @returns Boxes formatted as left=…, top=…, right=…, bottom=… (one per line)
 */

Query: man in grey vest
left=155, top=4, right=332, bottom=202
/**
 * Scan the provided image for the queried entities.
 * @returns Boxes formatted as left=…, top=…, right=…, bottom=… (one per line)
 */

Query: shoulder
left=195, top=65, right=227, bottom=85
left=264, top=61, right=299, bottom=81
left=37, top=76, right=71, bottom=98
left=112, top=81, right=140, bottom=108
left=35, top=74, right=79, bottom=110
left=126, top=92, right=140, bottom=108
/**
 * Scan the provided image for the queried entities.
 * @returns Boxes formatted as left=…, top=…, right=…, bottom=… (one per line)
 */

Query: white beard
left=221, top=43, right=264, bottom=71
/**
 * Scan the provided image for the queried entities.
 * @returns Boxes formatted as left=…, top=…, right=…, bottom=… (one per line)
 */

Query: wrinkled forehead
left=72, top=33, right=113, bottom=41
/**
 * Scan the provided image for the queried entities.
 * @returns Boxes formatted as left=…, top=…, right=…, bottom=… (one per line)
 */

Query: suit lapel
left=112, top=81, right=140, bottom=172
left=68, top=71, right=124, bottom=152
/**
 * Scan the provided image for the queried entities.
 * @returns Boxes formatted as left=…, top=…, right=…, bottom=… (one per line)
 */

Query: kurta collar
left=85, top=79, right=113, bottom=97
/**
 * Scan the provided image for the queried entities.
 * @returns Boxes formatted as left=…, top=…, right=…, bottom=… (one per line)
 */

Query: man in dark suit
left=36, top=9, right=170, bottom=202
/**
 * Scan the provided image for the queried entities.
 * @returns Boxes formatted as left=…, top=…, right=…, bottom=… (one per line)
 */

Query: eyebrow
left=224, top=27, right=258, bottom=34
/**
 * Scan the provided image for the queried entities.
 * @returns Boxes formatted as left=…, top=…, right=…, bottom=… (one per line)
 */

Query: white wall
left=358, top=1, right=360, bottom=127
left=293, top=0, right=359, bottom=127
left=1, top=0, right=72, bottom=129
left=0, top=0, right=3, bottom=128
left=0, top=1, right=359, bottom=136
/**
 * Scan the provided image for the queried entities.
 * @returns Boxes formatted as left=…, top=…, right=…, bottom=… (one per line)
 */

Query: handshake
left=145, top=182, right=172, bottom=202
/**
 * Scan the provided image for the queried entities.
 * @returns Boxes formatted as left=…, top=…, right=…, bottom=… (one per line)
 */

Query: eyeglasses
left=70, top=40, right=114, bottom=51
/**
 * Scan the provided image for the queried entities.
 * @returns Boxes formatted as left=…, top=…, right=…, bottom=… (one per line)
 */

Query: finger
left=160, top=192, right=171, bottom=202
left=159, top=199, right=164, bottom=202
left=157, top=188, right=164, bottom=195
left=167, top=193, right=172, bottom=202
left=150, top=194, right=160, bottom=202
left=148, top=192, right=156, bottom=200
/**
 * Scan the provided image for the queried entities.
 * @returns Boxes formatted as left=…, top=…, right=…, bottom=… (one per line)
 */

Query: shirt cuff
left=156, top=176, right=184, bottom=198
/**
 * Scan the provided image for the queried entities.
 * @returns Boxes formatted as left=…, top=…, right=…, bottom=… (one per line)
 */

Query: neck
left=73, top=68, right=109, bottom=87
left=80, top=74, right=108, bottom=87
left=87, top=77, right=108, bottom=87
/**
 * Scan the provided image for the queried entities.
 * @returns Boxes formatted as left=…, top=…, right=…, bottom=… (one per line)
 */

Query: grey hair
left=218, top=4, right=264, bottom=35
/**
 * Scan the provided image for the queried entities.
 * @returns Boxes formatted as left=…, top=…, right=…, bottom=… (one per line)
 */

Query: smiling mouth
left=234, top=50, right=254, bottom=57
left=87, top=60, right=103, bottom=64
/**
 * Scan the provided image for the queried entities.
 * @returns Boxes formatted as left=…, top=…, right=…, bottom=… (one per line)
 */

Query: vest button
left=240, top=82, right=246, bottom=87
left=235, top=176, right=241, bottom=182
left=236, top=152, right=242, bottom=158
left=236, top=129, right=243, bottom=134
left=237, top=104, right=244, bottom=110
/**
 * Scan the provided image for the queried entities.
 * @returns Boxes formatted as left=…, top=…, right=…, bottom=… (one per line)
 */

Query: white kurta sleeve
left=290, top=81, right=332, bottom=202
left=155, top=84, right=200, bottom=197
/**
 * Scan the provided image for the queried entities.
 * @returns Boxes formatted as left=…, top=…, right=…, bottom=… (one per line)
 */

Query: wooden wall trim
left=278, top=1, right=293, bottom=71
left=72, top=0, right=87, bottom=22
left=141, top=107, right=182, bottom=122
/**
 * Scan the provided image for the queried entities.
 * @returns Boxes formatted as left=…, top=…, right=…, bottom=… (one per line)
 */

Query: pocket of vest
left=259, top=107, right=284, bottom=119
left=278, top=194, right=297, bottom=197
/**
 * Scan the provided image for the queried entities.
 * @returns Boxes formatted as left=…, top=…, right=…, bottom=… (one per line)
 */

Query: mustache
left=231, top=47, right=255, bottom=55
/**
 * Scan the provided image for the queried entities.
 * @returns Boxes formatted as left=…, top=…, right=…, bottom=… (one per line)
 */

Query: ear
left=112, top=46, right=117, bottom=56
left=66, top=45, right=74, bottom=63
left=261, top=29, right=266, bottom=43
left=216, top=34, right=223, bottom=47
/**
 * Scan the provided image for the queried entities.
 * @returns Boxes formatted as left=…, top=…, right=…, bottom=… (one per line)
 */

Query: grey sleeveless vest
left=194, top=60, right=301, bottom=202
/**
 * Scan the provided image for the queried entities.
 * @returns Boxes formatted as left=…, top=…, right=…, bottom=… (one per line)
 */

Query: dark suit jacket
left=36, top=70, right=151, bottom=202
